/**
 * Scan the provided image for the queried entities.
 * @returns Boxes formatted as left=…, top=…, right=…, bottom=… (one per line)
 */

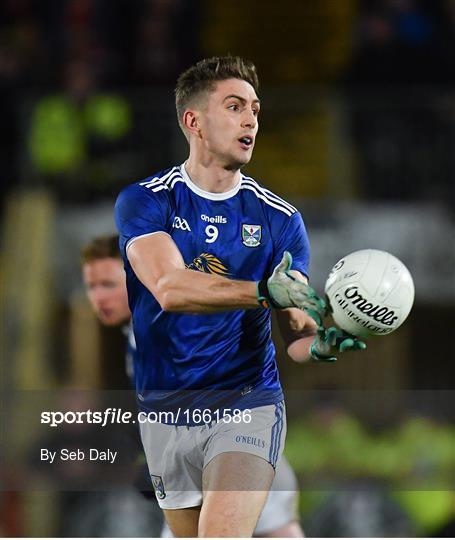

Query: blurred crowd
left=345, top=0, right=455, bottom=206
left=346, top=0, right=455, bottom=84
left=0, top=0, right=201, bottom=208
left=0, top=0, right=454, bottom=212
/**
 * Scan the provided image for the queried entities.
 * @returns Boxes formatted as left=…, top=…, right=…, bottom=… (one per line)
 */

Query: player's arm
left=275, top=269, right=367, bottom=363
left=127, top=233, right=259, bottom=312
left=127, top=235, right=326, bottom=315
left=277, top=304, right=367, bottom=363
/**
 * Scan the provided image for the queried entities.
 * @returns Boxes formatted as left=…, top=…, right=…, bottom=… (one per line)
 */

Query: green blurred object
left=286, top=409, right=369, bottom=477
left=392, top=491, right=454, bottom=534
left=28, top=94, right=132, bottom=177
left=285, top=411, right=455, bottom=530
left=286, top=413, right=455, bottom=485
left=398, top=417, right=455, bottom=481
left=29, top=96, right=86, bottom=174
left=84, top=95, right=132, bottom=140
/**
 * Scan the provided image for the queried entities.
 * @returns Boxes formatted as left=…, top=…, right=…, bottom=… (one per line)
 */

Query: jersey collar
left=180, top=163, right=241, bottom=201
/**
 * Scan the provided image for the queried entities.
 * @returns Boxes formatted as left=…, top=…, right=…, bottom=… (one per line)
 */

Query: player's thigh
left=162, top=506, right=200, bottom=538
left=203, top=450, right=275, bottom=492
left=199, top=451, right=275, bottom=537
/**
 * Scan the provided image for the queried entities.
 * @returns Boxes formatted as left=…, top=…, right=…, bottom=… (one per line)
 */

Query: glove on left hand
left=310, top=326, right=367, bottom=362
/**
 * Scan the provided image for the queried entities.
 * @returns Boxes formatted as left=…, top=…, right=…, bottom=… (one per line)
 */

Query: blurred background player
left=81, top=234, right=305, bottom=538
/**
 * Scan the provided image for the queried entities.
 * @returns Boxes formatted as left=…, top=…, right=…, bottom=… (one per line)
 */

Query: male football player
left=81, top=234, right=304, bottom=537
left=115, top=56, right=365, bottom=537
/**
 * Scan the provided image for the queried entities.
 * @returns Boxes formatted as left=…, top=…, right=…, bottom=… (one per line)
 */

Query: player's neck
left=185, top=158, right=241, bottom=194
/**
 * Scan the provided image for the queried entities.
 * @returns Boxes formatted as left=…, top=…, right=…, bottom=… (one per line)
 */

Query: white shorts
left=159, top=455, right=299, bottom=537
left=140, top=402, right=286, bottom=509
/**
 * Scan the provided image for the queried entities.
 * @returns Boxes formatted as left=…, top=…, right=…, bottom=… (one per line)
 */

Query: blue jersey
left=115, top=164, right=310, bottom=422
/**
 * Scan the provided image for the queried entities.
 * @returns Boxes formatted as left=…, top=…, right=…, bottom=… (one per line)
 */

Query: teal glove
left=257, top=252, right=326, bottom=318
left=310, top=326, right=367, bottom=362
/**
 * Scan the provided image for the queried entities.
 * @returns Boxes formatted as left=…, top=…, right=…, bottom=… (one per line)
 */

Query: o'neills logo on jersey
left=200, top=214, right=227, bottom=224
left=344, top=286, right=398, bottom=326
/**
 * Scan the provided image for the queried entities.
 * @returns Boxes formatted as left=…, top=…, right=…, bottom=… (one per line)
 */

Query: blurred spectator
left=61, top=489, right=163, bottom=537
left=0, top=0, right=46, bottom=214
left=346, top=0, right=455, bottom=84
left=26, top=59, right=133, bottom=202
left=344, top=1, right=455, bottom=209
left=306, top=485, right=414, bottom=537
left=39, top=0, right=139, bottom=86
left=1, top=1, right=201, bottom=205
left=132, top=0, right=201, bottom=85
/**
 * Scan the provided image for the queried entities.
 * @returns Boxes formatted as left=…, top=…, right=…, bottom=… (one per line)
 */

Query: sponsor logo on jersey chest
left=186, top=253, right=230, bottom=276
left=242, top=224, right=261, bottom=247
left=200, top=214, right=227, bottom=224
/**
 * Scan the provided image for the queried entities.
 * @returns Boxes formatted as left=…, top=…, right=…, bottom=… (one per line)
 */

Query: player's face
left=199, top=78, right=260, bottom=168
left=82, top=258, right=130, bottom=326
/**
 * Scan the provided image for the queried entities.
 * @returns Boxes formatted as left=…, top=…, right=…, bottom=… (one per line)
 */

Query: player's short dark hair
left=81, top=234, right=120, bottom=264
left=175, top=56, right=259, bottom=133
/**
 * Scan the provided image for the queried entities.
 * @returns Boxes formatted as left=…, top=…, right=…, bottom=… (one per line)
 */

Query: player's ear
left=183, top=110, right=201, bottom=138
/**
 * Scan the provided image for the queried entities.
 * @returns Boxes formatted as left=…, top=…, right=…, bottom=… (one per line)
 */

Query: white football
left=324, top=249, right=415, bottom=338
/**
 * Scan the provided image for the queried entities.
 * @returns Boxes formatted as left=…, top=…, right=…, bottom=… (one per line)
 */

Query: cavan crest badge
left=242, top=224, right=262, bottom=247
left=151, top=475, right=166, bottom=499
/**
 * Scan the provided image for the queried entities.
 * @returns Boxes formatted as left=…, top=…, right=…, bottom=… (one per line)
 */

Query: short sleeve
left=114, top=183, right=171, bottom=257
left=269, top=211, right=310, bottom=279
